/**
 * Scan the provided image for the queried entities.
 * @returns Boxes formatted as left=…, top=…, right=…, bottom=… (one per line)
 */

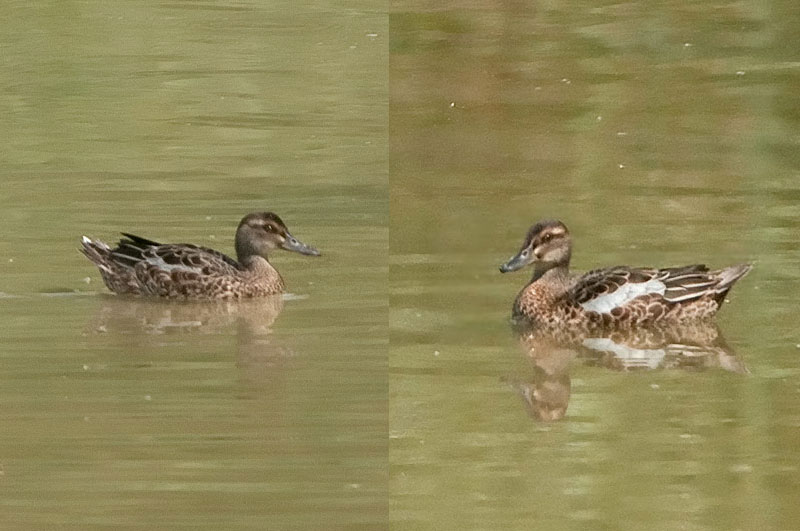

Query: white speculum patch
left=580, top=278, right=666, bottom=314
left=148, top=255, right=195, bottom=273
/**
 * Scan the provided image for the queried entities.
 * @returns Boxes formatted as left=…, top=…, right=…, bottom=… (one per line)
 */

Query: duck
left=81, top=212, right=320, bottom=299
left=499, top=219, right=751, bottom=329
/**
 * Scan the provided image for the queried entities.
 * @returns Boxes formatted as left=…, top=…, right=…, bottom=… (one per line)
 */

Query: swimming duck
left=81, top=212, right=320, bottom=299
left=499, top=220, right=751, bottom=329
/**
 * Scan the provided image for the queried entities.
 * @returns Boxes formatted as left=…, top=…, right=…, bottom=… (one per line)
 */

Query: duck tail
left=713, top=263, right=752, bottom=302
left=80, top=236, right=114, bottom=273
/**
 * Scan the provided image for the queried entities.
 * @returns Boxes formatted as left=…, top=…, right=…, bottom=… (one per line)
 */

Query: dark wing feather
left=120, top=232, right=161, bottom=247
left=138, top=244, right=242, bottom=276
left=105, top=233, right=160, bottom=269
left=107, top=233, right=242, bottom=276
left=574, top=263, right=736, bottom=306
left=659, top=264, right=744, bottom=303
left=663, top=272, right=713, bottom=302
left=571, top=266, right=661, bottom=305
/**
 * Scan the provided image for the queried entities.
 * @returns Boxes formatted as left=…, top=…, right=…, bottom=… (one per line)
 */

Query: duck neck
left=240, top=255, right=275, bottom=275
left=531, top=261, right=569, bottom=284
left=235, top=230, right=269, bottom=266
left=240, top=255, right=284, bottom=292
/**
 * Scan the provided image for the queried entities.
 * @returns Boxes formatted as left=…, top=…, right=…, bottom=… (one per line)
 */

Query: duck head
left=499, top=219, right=571, bottom=273
left=235, top=212, right=321, bottom=262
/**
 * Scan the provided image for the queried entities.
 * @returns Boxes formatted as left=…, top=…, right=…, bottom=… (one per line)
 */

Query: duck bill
left=281, top=232, right=321, bottom=256
left=499, top=249, right=531, bottom=273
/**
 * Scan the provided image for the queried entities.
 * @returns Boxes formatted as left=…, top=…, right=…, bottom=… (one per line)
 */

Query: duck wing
left=571, top=264, right=712, bottom=314
left=109, top=233, right=242, bottom=276
left=658, top=264, right=751, bottom=304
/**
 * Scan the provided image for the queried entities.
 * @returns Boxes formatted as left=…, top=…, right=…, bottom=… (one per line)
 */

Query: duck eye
left=542, top=233, right=552, bottom=243
left=264, top=224, right=273, bottom=232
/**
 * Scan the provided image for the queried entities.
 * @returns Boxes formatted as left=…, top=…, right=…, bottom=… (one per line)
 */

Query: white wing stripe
left=146, top=255, right=197, bottom=272
left=674, top=281, right=714, bottom=289
left=665, top=291, right=705, bottom=303
left=580, top=279, right=666, bottom=313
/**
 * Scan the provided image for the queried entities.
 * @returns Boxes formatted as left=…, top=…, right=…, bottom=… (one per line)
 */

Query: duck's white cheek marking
left=580, top=279, right=666, bottom=313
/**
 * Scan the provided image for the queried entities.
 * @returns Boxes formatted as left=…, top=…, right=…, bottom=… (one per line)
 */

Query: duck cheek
left=260, top=239, right=278, bottom=254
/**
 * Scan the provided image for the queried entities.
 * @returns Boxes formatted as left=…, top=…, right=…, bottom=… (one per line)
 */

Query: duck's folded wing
left=571, top=265, right=710, bottom=313
left=135, top=244, right=242, bottom=276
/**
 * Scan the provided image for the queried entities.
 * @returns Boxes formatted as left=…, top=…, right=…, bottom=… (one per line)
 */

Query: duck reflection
left=86, top=295, right=291, bottom=376
left=507, top=322, right=747, bottom=422
left=88, top=295, right=284, bottom=333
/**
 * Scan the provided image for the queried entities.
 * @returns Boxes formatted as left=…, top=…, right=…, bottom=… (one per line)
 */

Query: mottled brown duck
left=81, top=212, right=319, bottom=299
left=499, top=220, right=750, bottom=329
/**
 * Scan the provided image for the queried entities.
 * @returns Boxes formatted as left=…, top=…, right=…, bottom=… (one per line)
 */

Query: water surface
left=391, top=2, right=800, bottom=529
left=0, top=1, right=387, bottom=528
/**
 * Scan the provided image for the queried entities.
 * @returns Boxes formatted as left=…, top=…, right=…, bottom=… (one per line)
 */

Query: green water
left=2, top=0, right=800, bottom=529
left=390, top=2, right=800, bottom=530
left=1, top=1, right=386, bottom=529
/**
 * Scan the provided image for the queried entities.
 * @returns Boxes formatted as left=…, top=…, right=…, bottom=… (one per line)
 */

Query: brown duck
left=499, top=220, right=751, bottom=329
left=81, top=212, right=320, bottom=299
